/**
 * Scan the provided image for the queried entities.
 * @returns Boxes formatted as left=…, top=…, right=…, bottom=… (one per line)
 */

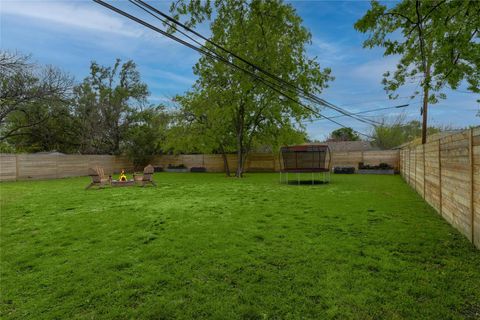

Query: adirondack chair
left=135, top=164, right=156, bottom=187
left=85, top=166, right=111, bottom=189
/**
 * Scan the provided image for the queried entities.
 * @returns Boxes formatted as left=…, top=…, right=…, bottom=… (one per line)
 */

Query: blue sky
left=1, top=0, right=478, bottom=140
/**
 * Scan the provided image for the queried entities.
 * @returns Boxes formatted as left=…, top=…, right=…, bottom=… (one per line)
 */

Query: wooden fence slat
left=400, top=127, right=479, bottom=249
left=1, top=150, right=401, bottom=181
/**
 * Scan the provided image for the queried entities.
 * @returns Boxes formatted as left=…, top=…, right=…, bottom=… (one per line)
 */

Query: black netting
left=280, top=146, right=330, bottom=171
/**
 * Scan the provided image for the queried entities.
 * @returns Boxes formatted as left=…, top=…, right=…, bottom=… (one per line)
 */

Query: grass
left=1, top=173, right=479, bottom=319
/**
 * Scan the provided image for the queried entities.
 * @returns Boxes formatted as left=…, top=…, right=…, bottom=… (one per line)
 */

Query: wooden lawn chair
left=85, top=166, right=111, bottom=189
left=138, top=164, right=156, bottom=187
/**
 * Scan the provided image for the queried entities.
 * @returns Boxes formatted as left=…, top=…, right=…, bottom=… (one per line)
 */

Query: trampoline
left=279, top=144, right=331, bottom=184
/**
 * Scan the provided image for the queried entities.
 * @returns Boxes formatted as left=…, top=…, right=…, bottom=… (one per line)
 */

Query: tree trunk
left=421, top=61, right=431, bottom=145
left=236, top=147, right=244, bottom=178
left=421, top=86, right=429, bottom=144
left=235, top=106, right=245, bottom=178
left=415, top=0, right=430, bottom=145
left=222, top=152, right=231, bottom=177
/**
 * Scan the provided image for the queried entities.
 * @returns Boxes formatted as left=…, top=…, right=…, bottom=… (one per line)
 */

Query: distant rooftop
left=306, top=141, right=379, bottom=152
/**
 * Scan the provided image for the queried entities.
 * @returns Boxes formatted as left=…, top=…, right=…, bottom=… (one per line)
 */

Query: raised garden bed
left=357, top=162, right=395, bottom=175
left=358, top=169, right=395, bottom=175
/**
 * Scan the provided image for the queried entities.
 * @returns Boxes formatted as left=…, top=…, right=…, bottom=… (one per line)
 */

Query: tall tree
left=172, top=0, right=332, bottom=177
left=124, top=106, right=170, bottom=170
left=72, top=59, right=149, bottom=154
left=0, top=51, right=73, bottom=143
left=371, top=114, right=443, bottom=149
left=167, top=90, right=237, bottom=176
left=328, top=127, right=360, bottom=141
left=355, top=1, right=479, bottom=144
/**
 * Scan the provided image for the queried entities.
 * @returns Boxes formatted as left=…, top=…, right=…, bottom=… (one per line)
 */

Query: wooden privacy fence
left=400, top=127, right=480, bottom=249
left=1, top=150, right=399, bottom=181
left=0, top=154, right=132, bottom=181
left=150, top=150, right=400, bottom=173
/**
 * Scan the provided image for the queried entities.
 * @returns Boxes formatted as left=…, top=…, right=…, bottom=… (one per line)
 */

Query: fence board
left=0, top=154, right=17, bottom=181
left=2, top=150, right=400, bottom=181
left=0, top=154, right=134, bottom=181
left=400, top=127, right=479, bottom=249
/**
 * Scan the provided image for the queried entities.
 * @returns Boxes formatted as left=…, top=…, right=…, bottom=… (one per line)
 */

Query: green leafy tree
left=124, top=106, right=169, bottom=170
left=0, top=51, right=73, bottom=145
left=72, top=59, right=149, bottom=154
left=355, top=1, right=479, bottom=144
left=4, top=101, right=77, bottom=153
left=328, top=127, right=360, bottom=141
left=166, top=91, right=237, bottom=176
left=171, top=0, right=332, bottom=177
left=371, top=114, right=443, bottom=149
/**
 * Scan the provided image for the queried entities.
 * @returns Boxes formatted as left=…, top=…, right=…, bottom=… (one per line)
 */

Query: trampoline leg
left=312, top=172, right=314, bottom=185
left=297, top=173, right=299, bottom=185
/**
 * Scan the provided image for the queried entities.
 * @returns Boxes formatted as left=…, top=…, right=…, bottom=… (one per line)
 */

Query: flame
left=119, top=169, right=127, bottom=182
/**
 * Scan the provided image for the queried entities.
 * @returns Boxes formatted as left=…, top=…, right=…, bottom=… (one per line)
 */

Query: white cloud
left=1, top=0, right=143, bottom=37
left=310, top=37, right=349, bottom=65
left=149, top=69, right=195, bottom=86
left=350, top=56, right=399, bottom=83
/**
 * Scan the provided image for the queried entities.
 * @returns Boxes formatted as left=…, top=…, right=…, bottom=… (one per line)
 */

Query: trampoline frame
left=279, top=144, right=332, bottom=185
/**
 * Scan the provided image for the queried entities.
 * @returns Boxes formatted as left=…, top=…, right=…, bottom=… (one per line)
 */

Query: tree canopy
left=371, top=114, right=444, bottom=149
left=0, top=51, right=73, bottom=146
left=1, top=53, right=169, bottom=163
left=327, top=127, right=360, bottom=142
left=171, top=0, right=332, bottom=177
left=355, top=0, right=479, bottom=143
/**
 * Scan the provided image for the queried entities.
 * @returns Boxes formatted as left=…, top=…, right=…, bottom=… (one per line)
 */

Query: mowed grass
left=1, top=173, right=479, bottom=319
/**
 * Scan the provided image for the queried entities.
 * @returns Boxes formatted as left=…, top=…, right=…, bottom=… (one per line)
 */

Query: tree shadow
left=283, top=180, right=329, bottom=185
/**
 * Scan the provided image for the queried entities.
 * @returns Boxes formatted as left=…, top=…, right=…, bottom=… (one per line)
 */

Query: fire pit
left=111, top=169, right=135, bottom=187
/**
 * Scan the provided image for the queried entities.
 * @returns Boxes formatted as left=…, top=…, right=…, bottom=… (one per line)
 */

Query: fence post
left=438, top=139, right=442, bottom=216
left=423, top=144, right=426, bottom=198
left=409, top=148, right=412, bottom=185
left=414, top=147, right=417, bottom=191
left=469, top=128, right=474, bottom=244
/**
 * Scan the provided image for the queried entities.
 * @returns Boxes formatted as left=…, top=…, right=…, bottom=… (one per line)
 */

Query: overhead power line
left=303, top=103, right=410, bottom=123
left=130, top=0, right=381, bottom=126
left=93, top=0, right=375, bottom=138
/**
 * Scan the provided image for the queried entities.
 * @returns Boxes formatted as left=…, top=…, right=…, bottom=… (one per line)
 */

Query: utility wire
left=131, top=0, right=381, bottom=126
left=303, top=103, right=410, bottom=123
left=93, top=0, right=374, bottom=138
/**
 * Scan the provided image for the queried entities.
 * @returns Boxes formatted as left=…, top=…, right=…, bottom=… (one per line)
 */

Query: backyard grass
left=1, top=173, right=479, bottom=319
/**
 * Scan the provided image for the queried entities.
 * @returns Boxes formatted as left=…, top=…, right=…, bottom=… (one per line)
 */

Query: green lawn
left=1, top=173, right=479, bottom=319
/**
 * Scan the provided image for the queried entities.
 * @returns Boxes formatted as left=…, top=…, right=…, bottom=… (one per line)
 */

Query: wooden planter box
left=357, top=169, right=395, bottom=175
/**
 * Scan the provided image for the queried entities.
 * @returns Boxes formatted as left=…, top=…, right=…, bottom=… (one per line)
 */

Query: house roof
left=306, top=141, right=379, bottom=152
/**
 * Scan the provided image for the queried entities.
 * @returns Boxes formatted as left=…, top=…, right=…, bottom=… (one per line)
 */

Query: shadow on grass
left=283, top=180, right=330, bottom=185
